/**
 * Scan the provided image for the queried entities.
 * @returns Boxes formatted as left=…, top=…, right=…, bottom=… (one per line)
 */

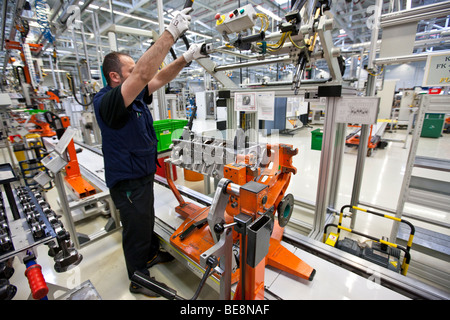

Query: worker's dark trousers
left=110, top=174, right=160, bottom=280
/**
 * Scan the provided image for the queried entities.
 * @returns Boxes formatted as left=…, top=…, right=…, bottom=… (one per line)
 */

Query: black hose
left=68, top=74, right=94, bottom=107
left=131, top=264, right=214, bottom=301
left=190, top=265, right=213, bottom=300
left=131, top=271, right=183, bottom=300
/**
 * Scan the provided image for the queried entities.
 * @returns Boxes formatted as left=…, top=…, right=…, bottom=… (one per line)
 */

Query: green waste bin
left=311, top=129, right=323, bottom=151
left=153, top=119, right=188, bottom=152
left=421, top=113, right=445, bottom=138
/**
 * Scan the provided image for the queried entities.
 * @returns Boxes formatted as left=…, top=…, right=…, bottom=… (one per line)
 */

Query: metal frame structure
left=172, top=81, right=357, bottom=240
left=1, top=0, right=449, bottom=90
left=1, top=0, right=449, bottom=299
left=151, top=172, right=450, bottom=300
left=45, top=140, right=120, bottom=250
left=392, top=95, right=450, bottom=237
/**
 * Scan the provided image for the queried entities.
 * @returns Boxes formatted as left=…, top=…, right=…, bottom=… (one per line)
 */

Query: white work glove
left=166, top=8, right=192, bottom=42
left=182, top=43, right=209, bottom=63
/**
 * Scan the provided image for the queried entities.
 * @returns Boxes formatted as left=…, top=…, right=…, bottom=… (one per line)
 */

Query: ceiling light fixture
left=86, top=3, right=212, bottom=39
left=255, top=5, right=282, bottom=21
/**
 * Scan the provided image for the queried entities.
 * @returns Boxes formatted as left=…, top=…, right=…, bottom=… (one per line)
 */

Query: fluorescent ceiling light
left=187, top=30, right=213, bottom=39
left=43, top=68, right=69, bottom=73
left=79, top=2, right=212, bottom=39
left=195, top=20, right=213, bottom=31
left=85, top=3, right=159, bottom=25
left=256, top=5, right=282, bottom=21
left=45, top=48, right=72, bottom=54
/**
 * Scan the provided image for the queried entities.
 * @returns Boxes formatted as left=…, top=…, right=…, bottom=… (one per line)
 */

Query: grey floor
left=2, top=119, right=449, bottom=300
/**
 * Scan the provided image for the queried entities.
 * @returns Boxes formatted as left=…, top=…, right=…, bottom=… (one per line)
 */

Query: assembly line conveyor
left=69, top=142, right=449, bottom=300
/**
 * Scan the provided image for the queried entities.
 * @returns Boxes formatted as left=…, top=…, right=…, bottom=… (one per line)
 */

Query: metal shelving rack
left=391, top=95, right=450, bottom=253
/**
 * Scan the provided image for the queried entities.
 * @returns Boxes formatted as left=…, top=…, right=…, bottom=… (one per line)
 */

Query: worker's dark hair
left=102, top=51, right=132, bottom=86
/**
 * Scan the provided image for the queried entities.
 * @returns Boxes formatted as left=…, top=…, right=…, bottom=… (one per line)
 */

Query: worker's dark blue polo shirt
left=93, top=85, right=157, bottom=189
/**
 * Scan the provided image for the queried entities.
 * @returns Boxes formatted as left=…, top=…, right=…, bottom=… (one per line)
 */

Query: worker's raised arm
left=120, top=8, right=192, bottom=108
left=147, top=44, right=208, bottom=95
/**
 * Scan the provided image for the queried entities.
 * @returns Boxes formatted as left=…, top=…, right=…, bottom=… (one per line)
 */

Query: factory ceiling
left=0, top=0, right=449, bottom=84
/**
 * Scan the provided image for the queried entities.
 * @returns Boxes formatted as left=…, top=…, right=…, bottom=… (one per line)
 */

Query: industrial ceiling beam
left=2, top=0, right=26, bottom=74
left=1, top=0, right=7, bottom=51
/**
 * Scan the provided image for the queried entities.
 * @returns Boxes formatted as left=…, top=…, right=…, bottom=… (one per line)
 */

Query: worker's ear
left=109, top=71, right=121, bottom=84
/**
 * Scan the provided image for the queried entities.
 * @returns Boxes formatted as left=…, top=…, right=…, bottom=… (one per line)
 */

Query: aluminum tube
left=156, top=0, right=167, bottom=120
left=310, top=96, right=339, bottom=239
left=3, top=0, right=24, bottom=73
left=48, top=55, right=59, bottom=90
left=49, top=1, right=63, bottom=21
left=380, top=0, right=450, bottom=28
left=91, top=11, right=103, bottom=79
left=79, top=0, right=95, bottom=13
left=240, top=79, right=331, bottom=87
left=108, top=0, right=115, bottom=24
left=54, top=172, right=80, bottom=249
left=345, top=28, right=450, bottom=50
left=373, top=53, right=429, bottom=65
left=214, top=56, right=291, bottom=72
left=156, top=0, right=165, bottom=35
left=1, top=0, right=7, bottom=52
left=368, top=0, right=382, bottom=70
left=80, top=24, right=92, bottom=77
left=94, top=12, right=104, bottom=61
left=214, top=48, right=257, bottom=60
left=71, top=28, right=80, bottom=62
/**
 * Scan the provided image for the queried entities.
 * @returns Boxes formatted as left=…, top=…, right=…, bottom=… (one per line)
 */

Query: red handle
left=25, top=264, right=49, bottom=300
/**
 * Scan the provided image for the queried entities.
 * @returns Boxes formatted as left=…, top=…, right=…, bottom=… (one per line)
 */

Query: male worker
left=93, top=8, right=207, bottom=296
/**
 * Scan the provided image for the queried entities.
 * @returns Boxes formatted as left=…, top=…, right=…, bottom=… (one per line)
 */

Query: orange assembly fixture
left=5, top=40, right=43, bottom=87
left=59, top=116, right=96, bottom=199
left=43, top=112, right=96, bottom=199
left=28, top=114, right=56, bottom=137
left=166, top=143, right=315, bottom=300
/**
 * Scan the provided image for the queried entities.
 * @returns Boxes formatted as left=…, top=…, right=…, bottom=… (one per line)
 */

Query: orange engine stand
left=59, top=116, right=96, bottom=199
left=166, top=143, right=315, bottom=300
left=43, top=112, right=96, bottom=199
left=28, top=114, right=56, bottom=137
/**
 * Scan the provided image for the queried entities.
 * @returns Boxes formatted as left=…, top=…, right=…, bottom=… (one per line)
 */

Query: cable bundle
left=35, top=0, right=54, bottom=44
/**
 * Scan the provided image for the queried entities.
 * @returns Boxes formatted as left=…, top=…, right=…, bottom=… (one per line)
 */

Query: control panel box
left=0, top=93, right=12, bottom=107
left=215, top=4, right=257, bottom=35
left=41, top=151, right=68, bottom=173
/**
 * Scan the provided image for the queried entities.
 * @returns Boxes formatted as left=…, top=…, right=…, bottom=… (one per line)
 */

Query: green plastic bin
left=153, top=119, right=188, bottom=152
left=421, top=113, right=445, bottom=138
left=311, top=128, right=323, bottom=151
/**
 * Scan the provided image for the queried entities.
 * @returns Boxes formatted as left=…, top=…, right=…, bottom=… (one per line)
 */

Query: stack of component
left=0, top=182, right=82, bottom=300
left=0, top=194, right=12, bottom=254
left=170, top=129, right=264, bottom=180
left=17, top=187, right=49, bottom=240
